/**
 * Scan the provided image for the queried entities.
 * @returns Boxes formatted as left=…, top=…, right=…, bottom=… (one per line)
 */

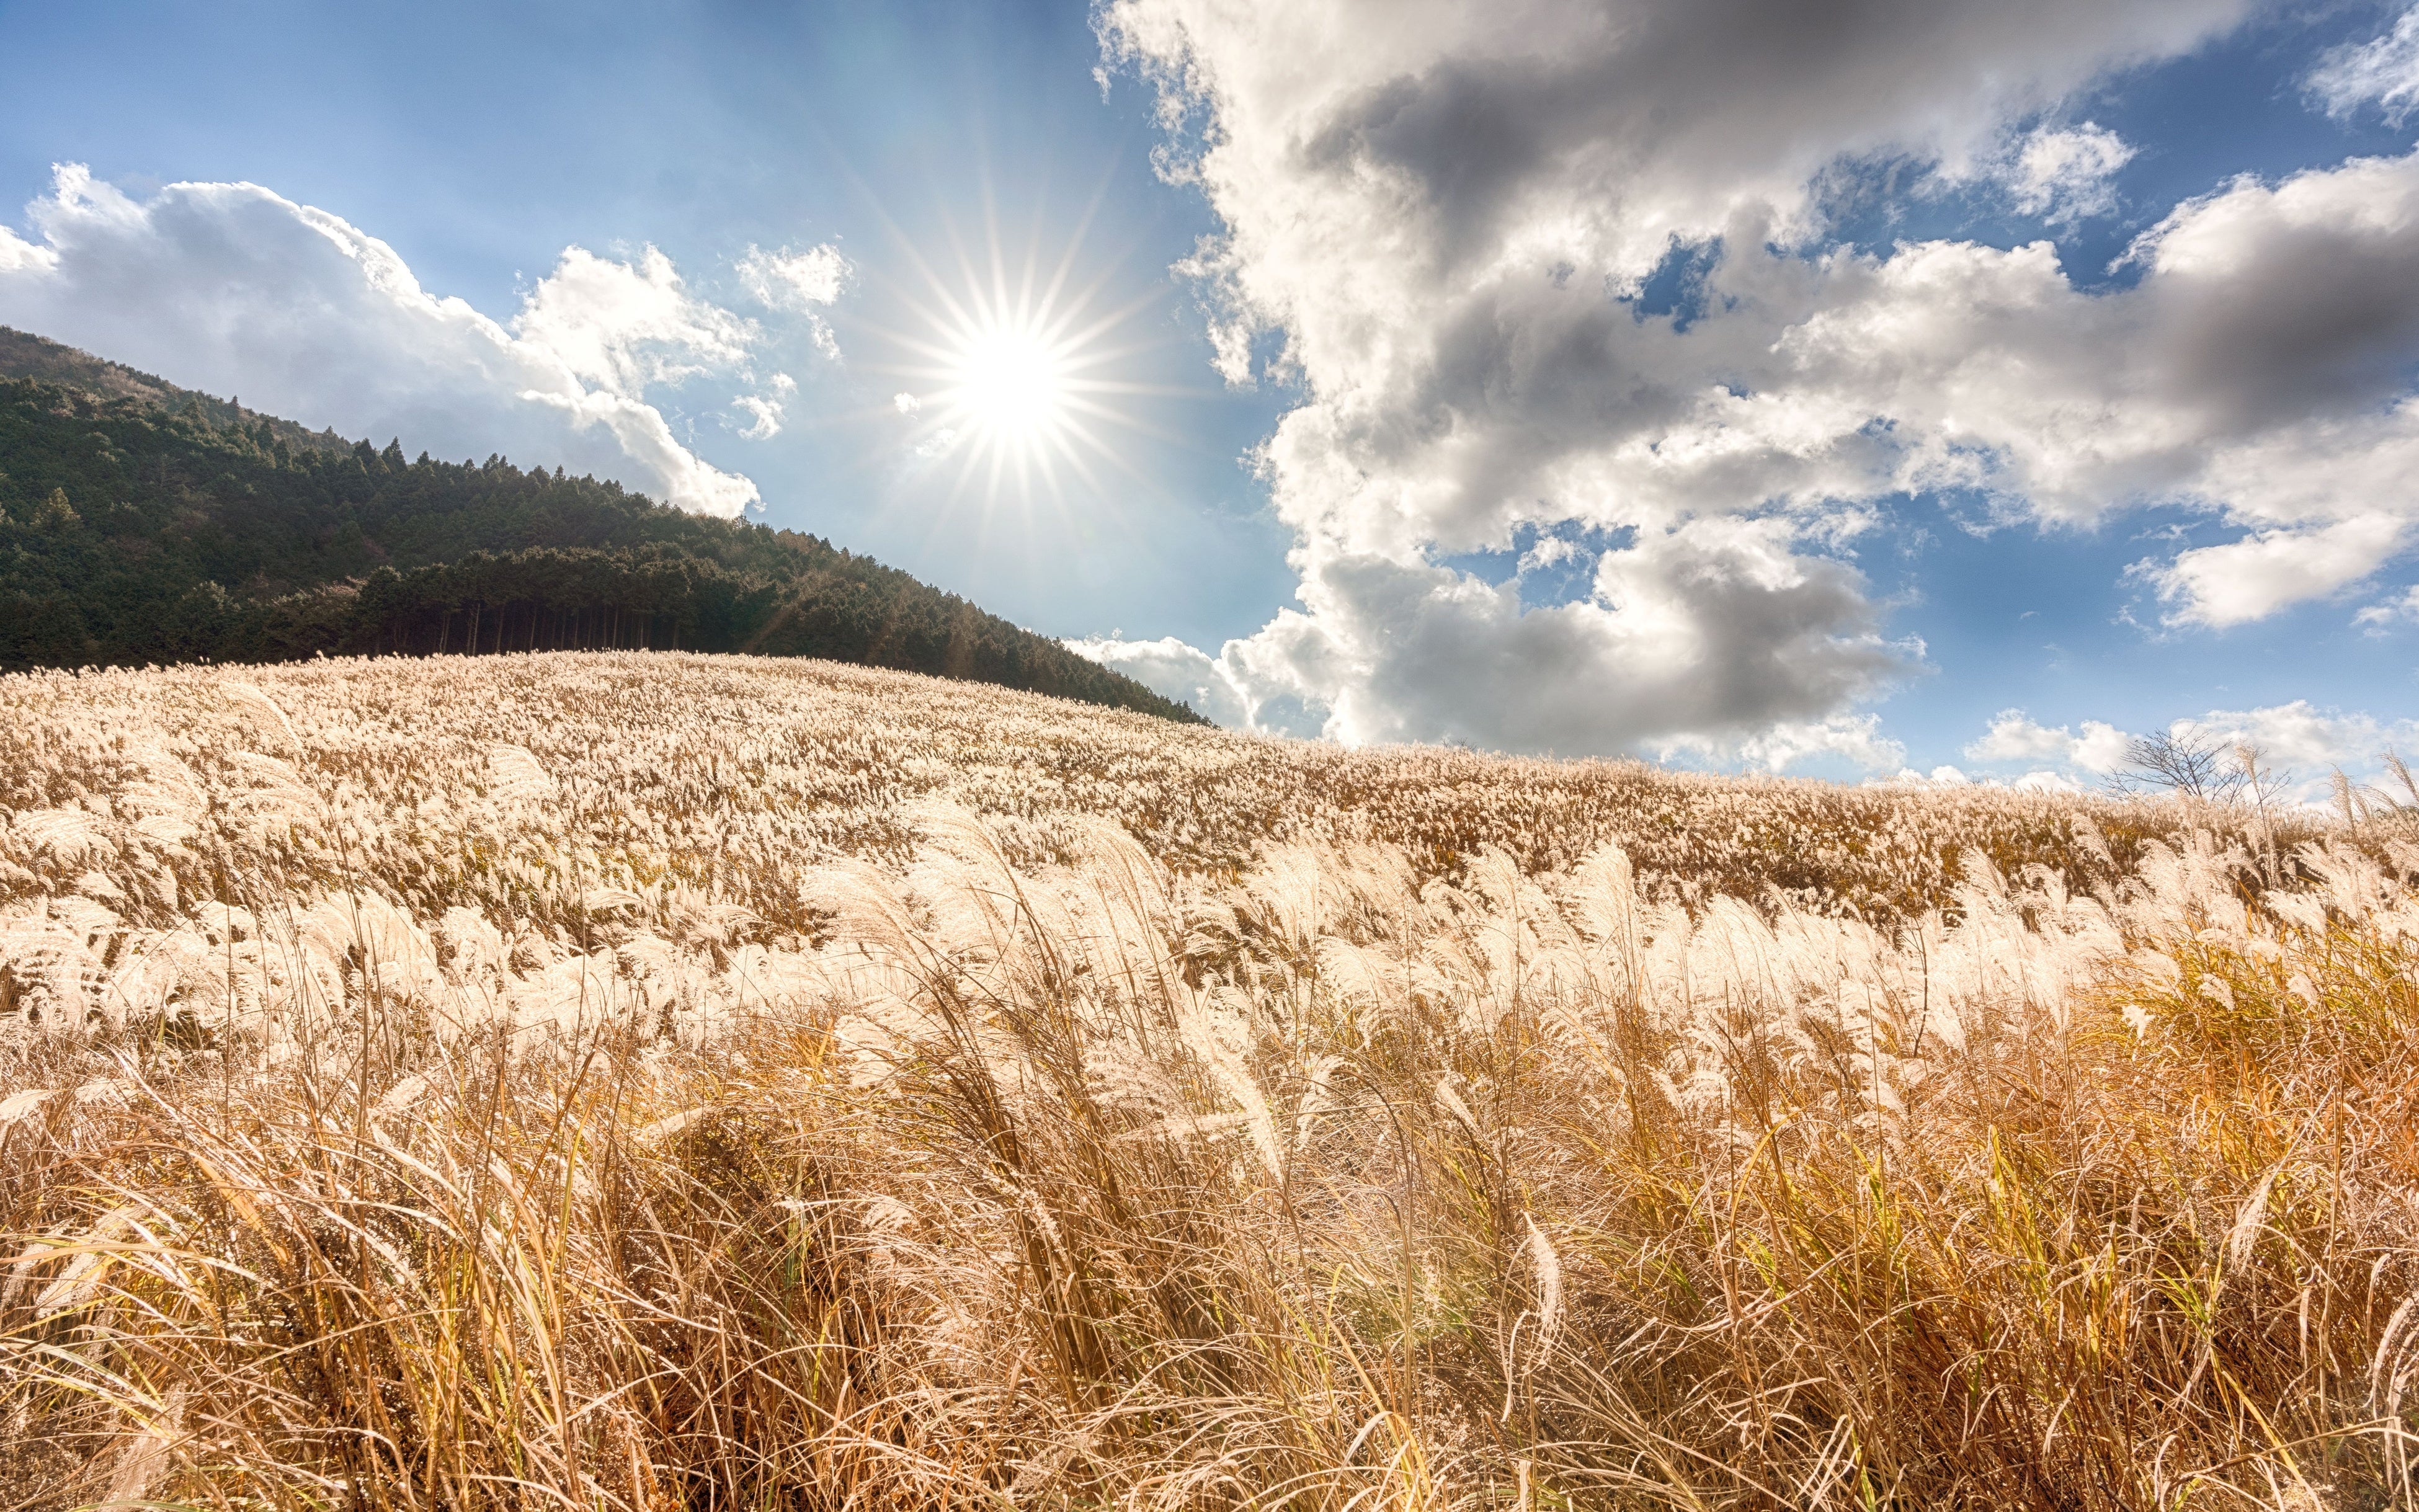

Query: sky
left=2, top=0, right=2418, bottom=797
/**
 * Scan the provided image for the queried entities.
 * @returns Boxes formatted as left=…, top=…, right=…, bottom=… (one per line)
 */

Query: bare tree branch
left=2106, top=729, right=2289, bottom=809
left=2105, top=728, right=2234, bottom=801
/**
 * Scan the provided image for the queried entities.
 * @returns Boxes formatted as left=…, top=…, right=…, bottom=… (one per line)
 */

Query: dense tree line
left=0, top=346, right=1206, bottom=723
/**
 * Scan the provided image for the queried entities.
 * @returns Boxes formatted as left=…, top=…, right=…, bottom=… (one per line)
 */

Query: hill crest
left=0, top=328, right=1206, bottom=724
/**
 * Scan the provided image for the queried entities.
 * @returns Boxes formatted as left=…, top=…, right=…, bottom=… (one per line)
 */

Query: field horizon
left=1, top=651, right=2413, bottom=1509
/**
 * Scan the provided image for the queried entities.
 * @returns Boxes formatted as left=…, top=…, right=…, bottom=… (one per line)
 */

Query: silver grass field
left=0, top=652, right=2415, bottom=1510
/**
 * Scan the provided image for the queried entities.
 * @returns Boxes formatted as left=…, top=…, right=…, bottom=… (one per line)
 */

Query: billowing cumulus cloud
left=1063, top=634, right=1254, bottom=726
left=1088, top=0, right=2419, bottom=759
left=0, top=165, right=765, bottom=516
left=1966, top=711, right=2132, bottom=773
left=0, top=223, right=55, bottom=275
left=2176, top=701, right=2419, bottom=780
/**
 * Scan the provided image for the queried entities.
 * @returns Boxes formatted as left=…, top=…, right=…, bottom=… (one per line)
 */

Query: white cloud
left=729, top=372, right=796, bottom=440
left=2145, top=512, right=2407, bottom=626
left=1658, top=712, right=1907, bottom=773
left=2310, top=4, right=2419, bottom=125
left=738, top=242, right=849, bottom=308
left=2175, top=701, right=2419, bottom=778
left=732, top=394, right=783, bottom=440
left=1966, top=709, right=2131, bottom=773
left=2012, top=769, right=2088, bottom=793
left=0, top=165, right=764, bottom=516
left=1518, top=533, right=1586, bottom=572
left=1226, top=518, right=1912, bottom=755
left=1963, top=700, right=2419, bottom=804
left=1067, top=634, right=1255, bottom=726
left=514, top=244, right=754, bottom=395
left=0, top=222, right=56, bottom=275
left=2355, top=584, right=2419, bottom=630
left=1882, top=763, right=2081, bottom=792
left=1753, top=154, right=2419, bottom=610
left=2000, top=122, right=2136, bottom=222
left=736, top=242, right=850, bottom=358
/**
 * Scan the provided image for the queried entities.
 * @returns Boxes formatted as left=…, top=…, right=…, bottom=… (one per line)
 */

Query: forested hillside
left=0, top=329, right=1205, bottom=722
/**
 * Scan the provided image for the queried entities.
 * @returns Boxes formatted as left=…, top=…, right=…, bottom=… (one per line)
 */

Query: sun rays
left=852, top=182, right=1193, bottom=518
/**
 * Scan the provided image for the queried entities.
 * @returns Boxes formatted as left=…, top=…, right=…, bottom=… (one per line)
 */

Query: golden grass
left=0, top=651, right=2412, bottom=1510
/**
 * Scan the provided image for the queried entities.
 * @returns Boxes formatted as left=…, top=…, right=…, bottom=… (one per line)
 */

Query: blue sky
left=3, top=0, right=2418, bottom=791
left=0, top=0, right=1294, bottom=653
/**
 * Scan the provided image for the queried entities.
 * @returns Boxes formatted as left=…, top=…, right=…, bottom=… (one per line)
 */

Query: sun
left=856, top=200, right=1188, bottom=511
left=900, top=287, right=1120, bottom=494
left=948, top=320, right=1070, bottom=443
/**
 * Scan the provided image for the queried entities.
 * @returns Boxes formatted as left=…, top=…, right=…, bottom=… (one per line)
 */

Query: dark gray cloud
left=2137, top=161, right=2419, bottom=430
left=1318, top=0, right=2247, bottom=276
left=1311, top=520, right=1911, bottom=754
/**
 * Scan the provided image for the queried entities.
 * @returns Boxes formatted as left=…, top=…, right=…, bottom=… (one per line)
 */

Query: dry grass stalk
left=0, top=652, right=2412, bottom=1510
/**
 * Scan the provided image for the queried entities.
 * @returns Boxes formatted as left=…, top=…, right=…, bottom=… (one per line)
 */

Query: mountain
left=0, top=328, right=1206, bottom=723
left=0, top=328, right=355, bottom=456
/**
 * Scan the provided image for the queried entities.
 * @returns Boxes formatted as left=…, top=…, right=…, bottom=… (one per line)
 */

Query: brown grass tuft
left=0, top=652, right=2412, bottom=1510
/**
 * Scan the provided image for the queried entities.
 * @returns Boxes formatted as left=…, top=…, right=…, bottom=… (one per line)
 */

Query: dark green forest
left=0, top=329, right=1206, bottom=723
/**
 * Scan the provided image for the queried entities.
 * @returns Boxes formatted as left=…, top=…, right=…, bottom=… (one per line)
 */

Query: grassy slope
left=0, top=654, right=2410, bottom=1510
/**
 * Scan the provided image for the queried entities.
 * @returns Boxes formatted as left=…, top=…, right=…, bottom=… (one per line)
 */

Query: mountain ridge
left=0, top=327, right=355, bottom=456
left=0, top=327, right=1207, bottom=724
